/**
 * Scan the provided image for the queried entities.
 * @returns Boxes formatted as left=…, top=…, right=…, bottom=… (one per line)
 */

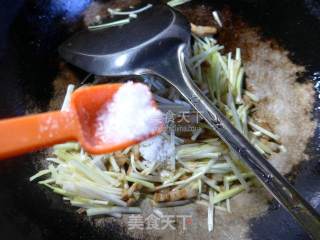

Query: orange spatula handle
left=0, top=111, right=79, bottom=159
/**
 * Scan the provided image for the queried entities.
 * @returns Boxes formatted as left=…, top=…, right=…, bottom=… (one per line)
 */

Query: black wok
left=0, top=0, right=320, bottom=239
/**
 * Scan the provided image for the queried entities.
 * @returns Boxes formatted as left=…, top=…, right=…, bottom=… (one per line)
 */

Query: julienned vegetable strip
left=167, top=0, right=192, bottom=7
left=31, top=10, right=283, bottom=232
left=108, top=4, right=153, bottom=16
left=208, top=189, right=215, bottom=232
left=88, top=18, right=131, bottom=30
left=30, top=169, right=51, bottom=181
left=87, top=207, right=142, bottom=216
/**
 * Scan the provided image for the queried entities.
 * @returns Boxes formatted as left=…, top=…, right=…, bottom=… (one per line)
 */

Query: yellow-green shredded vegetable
left=31, top=5, right=283, bottom=232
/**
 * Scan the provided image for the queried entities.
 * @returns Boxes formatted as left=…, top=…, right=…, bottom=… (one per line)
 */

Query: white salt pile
left=96, top=81, right=164, bottom=144
left=139, top=134, right=175, bottom=166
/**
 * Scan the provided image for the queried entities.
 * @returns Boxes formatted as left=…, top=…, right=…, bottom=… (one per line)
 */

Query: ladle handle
left=0, top=111, right=78, bottom=159
left=175, top=52, right=320, bottom=240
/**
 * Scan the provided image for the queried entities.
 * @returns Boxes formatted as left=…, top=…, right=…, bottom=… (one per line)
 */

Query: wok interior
left=0, top=1, right=320, bottom=240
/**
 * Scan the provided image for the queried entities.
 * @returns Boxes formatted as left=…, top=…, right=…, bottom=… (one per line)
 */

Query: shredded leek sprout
left=88, top=1, right=190, bottom=30
left=108, top=4, right=153, bottom=16
left=167, top=0, right=192, bottom=7
left=31, top=9, right=284, bottom=233
left=212, top=11, right=223, bottom=28
left=88, top=4, right=153, bottom=30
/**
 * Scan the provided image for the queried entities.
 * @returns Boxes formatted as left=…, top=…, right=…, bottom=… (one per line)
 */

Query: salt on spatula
left=96, top=81, right=163, bottom=144
left=0, top=82, right=164, bottom=159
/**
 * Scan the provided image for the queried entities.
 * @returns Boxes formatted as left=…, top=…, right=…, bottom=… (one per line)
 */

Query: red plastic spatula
left=0, top=83, right=162, bottom=159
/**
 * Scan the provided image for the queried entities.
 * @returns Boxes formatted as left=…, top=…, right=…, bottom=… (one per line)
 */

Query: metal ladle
left=59, top=5, right=320, bottom=239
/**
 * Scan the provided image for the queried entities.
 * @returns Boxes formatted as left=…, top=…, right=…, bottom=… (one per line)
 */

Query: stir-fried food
left=30, top=3, right=284, bottom=233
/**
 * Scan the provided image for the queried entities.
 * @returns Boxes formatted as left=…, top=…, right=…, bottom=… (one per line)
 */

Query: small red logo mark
left=186, top=217, right=192, bottom=225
